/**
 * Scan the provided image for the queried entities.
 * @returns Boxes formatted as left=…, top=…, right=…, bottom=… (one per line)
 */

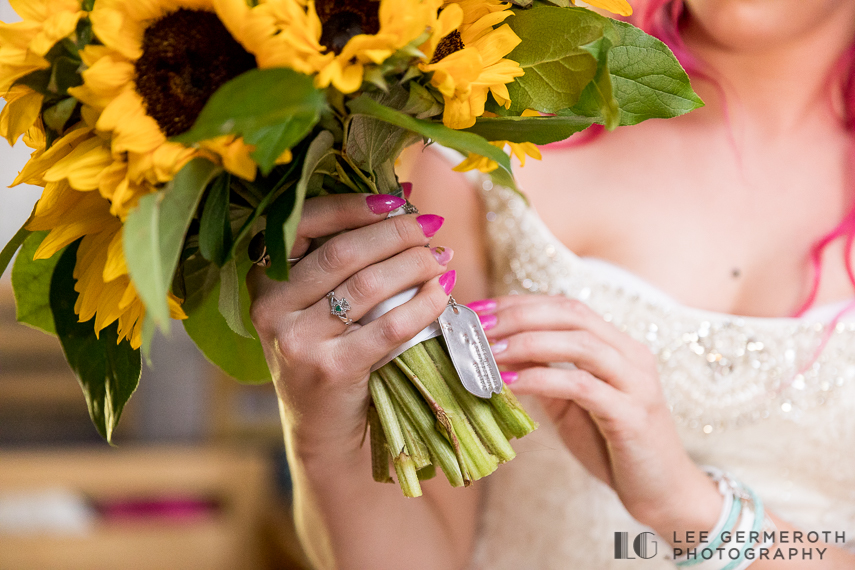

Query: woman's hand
left=247, top=193, right=456, bottom=463
left=470, top=294, right=723, bottom=540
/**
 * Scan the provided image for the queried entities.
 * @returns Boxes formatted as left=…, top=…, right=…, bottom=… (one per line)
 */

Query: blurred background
left=0, top=5, right=310, bottom=569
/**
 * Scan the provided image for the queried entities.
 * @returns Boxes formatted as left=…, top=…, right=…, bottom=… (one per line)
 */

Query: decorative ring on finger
left=327, top=292, right=353, bottom=325
left=249, top=231, right=304, bottom=268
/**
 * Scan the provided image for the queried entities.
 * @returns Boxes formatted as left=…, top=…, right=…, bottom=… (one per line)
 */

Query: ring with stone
left=327, top=292, right=353, bottom=325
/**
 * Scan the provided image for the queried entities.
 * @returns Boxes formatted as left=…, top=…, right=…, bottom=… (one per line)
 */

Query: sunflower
left=0, top=0, right=87, bottom=144
left=66, top=0, right=273, bottom=203
left=217, top=0, right=442, bottom=94
left=313, top=0, right=442, bottom=93
left=419, top=0, right=524, bottom=129
left=17, top=128, right=185, bottom=349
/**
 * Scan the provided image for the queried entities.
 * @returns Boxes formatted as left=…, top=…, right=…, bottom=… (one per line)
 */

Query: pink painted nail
left=401, top=182, right=413, bottom=199
left=431, top=246, right=454, bottom=266
left=490, top=339, right=508, bottom=354
left=468, top=299, right=497, bottom=313
left=479, top=314, right=497, bottom=331
left=416, top=214, right=444, bottom=238
left=439, top=270, right=457, bottom=294
left=501, top=371, right=519, bottom=385
left=367, top=194, right=406, bottom=214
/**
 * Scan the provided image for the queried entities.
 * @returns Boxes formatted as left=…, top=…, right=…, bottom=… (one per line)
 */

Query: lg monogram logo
left=614, top=532, right=659, bottom=560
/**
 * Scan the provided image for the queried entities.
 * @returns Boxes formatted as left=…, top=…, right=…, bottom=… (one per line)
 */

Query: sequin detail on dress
left=480, top=181, right=855, bottom=433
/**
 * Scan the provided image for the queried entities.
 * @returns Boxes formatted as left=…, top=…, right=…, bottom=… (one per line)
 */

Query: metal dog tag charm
left=437, top=298, right=504, bottom=399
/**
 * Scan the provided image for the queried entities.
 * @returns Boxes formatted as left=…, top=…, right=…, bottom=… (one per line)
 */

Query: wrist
left=643, top=467, right=724, bottom=549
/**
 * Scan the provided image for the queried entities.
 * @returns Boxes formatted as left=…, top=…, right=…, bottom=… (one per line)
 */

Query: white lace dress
left=468, top=181, right=855, bottom=569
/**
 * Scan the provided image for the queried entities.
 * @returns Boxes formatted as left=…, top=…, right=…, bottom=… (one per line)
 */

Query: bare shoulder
left=513, top=119, right=694, bottom=258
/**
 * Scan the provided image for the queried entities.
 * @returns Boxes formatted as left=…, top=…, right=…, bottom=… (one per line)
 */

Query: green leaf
left=401, top=82, right=444, bottom=119
left=265, top=131, right=335, bottom=281
left=198, top=173, right=233, bottom=266
left=123, top=158, right=221, bottom=331
left=42, top=96, right=78, bottom=134
left=183, top=255, right=270, bottom=384
left=50, top=241, right=142, bottom=443
left=347, top=95, right=514, bottom=180
left=173, top=68, right=327, bottom=175
left=579, top=35, right=619, bottom=130
left=462, top=115, right=595, bottom=144
left=346, top=86, right=421, bottom=173
left=218, top=258, right=252, bottom=338
left=0, top=218, right=32, bottom=280
left=604, top=20, right=704, bottom=125
left=50, top=55, right=83, bottom=95
left=559, top=20, right=704, bottom=126
left=531, top=0, right=571, bottom=6
left=11, top=231, right=62, bottom=336
left=504, top=7, right=610, bottom=114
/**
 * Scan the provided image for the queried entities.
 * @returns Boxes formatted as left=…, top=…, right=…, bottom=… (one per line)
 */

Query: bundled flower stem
left=371, top=338, right=537, bottom=497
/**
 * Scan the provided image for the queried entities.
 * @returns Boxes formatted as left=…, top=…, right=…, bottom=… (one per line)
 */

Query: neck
left=681, top=6, right=855, bottom=136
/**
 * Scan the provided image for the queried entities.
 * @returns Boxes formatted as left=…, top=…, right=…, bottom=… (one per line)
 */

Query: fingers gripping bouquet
left=0, top=0, right=701, bottom=496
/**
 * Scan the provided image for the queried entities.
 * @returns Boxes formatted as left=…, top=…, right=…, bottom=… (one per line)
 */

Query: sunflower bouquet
left=0, top=0, right=701, bottom=497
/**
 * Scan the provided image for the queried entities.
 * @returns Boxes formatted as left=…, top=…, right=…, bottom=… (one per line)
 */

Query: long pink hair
left=560, top=0, right=855, bottom=318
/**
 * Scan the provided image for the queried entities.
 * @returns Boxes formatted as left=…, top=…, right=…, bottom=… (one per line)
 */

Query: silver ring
left=327, top=292, right=352, bottom=325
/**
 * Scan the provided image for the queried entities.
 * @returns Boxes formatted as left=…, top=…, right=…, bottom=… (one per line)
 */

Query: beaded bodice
left=469, top=181, right=855, bottom=569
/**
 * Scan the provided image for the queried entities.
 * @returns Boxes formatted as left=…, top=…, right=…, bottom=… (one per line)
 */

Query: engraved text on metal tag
left=437, top=302, right=504, bottom=398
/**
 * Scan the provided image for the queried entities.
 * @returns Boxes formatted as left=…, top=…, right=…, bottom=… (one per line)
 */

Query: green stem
left=377, top=363, right=465, bottom=487
left=417, top=464, right=436, bottom=481
left=392, top=356, right=472, bottom=484
left=367, top=403, right=392, bottom=484
left=489, top=387, right=539, bottom=439
left=423, top=338, right=516, bottom=463
left=333, top=159, right=363, bottom=193
left=395, top=398, right=432, bottom=470
left=368, top=373, right=421, bottom=497
left=398, top=345, right=499, bottom=481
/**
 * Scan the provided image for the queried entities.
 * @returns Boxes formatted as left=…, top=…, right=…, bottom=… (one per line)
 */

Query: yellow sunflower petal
left=11, top=126, right=93, bottom=186
left=44, top=136, right=114, bottom=190
left=0, top=85, right=43, bottom=145
left=103, top=227, right=128, bottom=283
left=29, top=10, right=85, bottom=56
left=470, top=24, right=521, bottom=65
left=97, top=90, right=166, bottom=155
left=574, top=0, right=633, bottom=17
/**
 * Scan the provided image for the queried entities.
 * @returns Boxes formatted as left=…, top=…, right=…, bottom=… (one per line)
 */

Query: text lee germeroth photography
left=617, top=531, right=849, bottom=563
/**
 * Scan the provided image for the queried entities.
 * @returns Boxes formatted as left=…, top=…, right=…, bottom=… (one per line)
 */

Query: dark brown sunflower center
left=430, top=30, right=464, bottom=64
left=134, top=9, right=256, bottom=137
left=316, top=0, right=380, bottom=55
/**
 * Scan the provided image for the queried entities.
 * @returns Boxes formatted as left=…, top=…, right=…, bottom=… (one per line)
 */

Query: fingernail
left=367, top=194, right=406, bottom=214
left=431, top=246, right=454, bottom=266
left=468, top=299, right=497, bottom=313
left=439, top=270, right=457, bottom=294
left=501, top=371, right=519, bottom=385
left=401, top=182, right=413, bottom=199
left=417, top=214, right=444, bottom=238
left=490, top=339, right=508, bottom=354
left=479, top=314, right=497, bottom=331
